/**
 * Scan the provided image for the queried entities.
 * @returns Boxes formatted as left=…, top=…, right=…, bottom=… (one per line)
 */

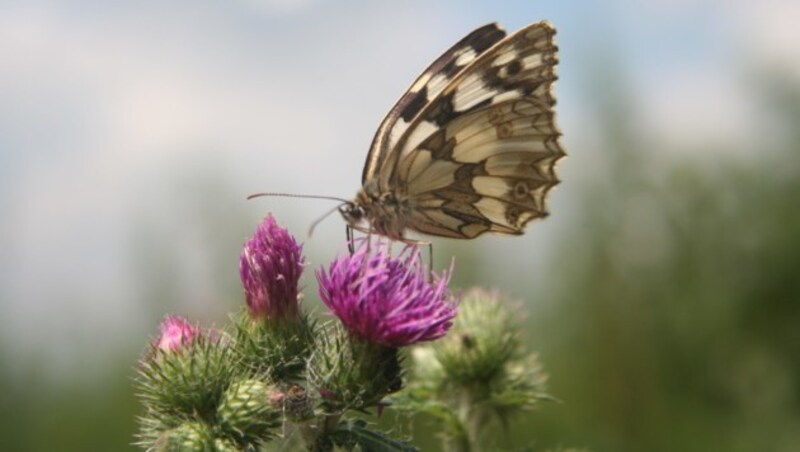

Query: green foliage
left=395, top=291, right=552, bottom=451
left=217, top=379, right=282, bottom=447
left=135, top=314, right=421, bottom=450
left=135, top=337, right=237, bottom=441
left=232, top=311, right=317, bottom=382
left=434, top=289, right=525, bottom=384
left=519, top=78, right=800, bottom=452
left=134, top=336, right=240, bottom=448
left=307, top=324, right=404, bottom=413
left=331, top=419, right=418, bottom=451
left=155, top=422, right=214, bottom=451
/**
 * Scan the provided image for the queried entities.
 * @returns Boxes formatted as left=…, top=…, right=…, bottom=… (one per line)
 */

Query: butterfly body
left=341, top=188, right=411, bottom=240
left=341, top=22, right=565, bottom=241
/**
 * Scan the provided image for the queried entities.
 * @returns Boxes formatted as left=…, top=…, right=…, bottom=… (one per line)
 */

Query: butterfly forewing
left=353, top=21, right=565, bottom=240
left=363, top=23, right=507, bottom=186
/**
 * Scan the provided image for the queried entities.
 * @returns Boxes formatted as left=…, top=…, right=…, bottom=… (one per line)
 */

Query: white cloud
left=621, top=0, right=800, bottom=156
left=240, top=0, right=318, bottom=14
left=728, top=0, right=800, bottom=78
left=633, top=66, right=759, bottom=153
left=635, top=0, right=800, bottom=78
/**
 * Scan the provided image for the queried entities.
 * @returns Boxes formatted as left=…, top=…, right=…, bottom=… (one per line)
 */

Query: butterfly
left=251, top=22, right=565, bottom=243
left=338, top=22, right=566, bottom=242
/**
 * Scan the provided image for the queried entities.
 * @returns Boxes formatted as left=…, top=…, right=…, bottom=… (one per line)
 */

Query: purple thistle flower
left=316, top=241, right=457, bottom=347
left=155, top=315, right=199, bottom=352
left=240, top=214, right=304, bottom=321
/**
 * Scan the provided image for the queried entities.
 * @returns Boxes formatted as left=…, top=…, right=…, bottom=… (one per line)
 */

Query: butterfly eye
left=340, top=204, right=364, bottom=224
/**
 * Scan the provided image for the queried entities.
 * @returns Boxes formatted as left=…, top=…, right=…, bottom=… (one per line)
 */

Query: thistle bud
left=218, top=379, right=283, bottom=446
left=155, top=315, right=199, bottom=352
left=240, top=214, right=304, bottom=322
left=155, top=422, right=213, bottom=451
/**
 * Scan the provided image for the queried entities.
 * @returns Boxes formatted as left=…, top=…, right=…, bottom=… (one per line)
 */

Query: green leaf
left=330, top=419, right=418, bottom=452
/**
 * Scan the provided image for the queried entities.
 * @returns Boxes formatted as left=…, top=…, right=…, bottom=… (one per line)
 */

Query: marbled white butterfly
left=253, top=22, right=565, bottom=242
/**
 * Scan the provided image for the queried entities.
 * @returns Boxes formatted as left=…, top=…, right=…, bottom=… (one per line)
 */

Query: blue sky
left=1, top=0, right=797, bottom=381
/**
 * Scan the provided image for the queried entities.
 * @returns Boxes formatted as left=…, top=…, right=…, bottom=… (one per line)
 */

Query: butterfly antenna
left=247, top=192, right=351, bottom=204
left=307, top=204, right=346, bottom=238
left=247, top=192, right=352, bottom=238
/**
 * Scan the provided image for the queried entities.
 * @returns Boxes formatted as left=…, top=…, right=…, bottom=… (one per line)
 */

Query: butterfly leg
left=345, top=224, right=376, bottom=255
left=399, top=237, right=434, bottom=274
left=346, top=225, right=355, bottom=254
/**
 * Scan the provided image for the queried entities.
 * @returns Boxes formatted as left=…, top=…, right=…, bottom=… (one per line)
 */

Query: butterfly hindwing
left=395, top=104, right=561, bottom=238
left=391, top=22, right=565, bottom=238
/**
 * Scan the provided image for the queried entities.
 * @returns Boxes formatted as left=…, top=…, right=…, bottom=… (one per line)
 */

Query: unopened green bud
left=218, top=378, right=282, bottom=445
left=213, top=438, right=241, bottom=452
left=434, top=289, right=520, bottom=384
left=155, top=422, right=212, bottom=451
left=308, top=325, right=403, bottom=412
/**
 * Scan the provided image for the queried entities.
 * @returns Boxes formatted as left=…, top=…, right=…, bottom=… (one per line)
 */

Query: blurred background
left=1, top=0, right=798, bottom=450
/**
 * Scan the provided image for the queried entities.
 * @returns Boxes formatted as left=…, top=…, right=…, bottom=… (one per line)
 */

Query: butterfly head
left=338, top=190, right=410, bottom=240
left=338, top=201, right=366, bottom=229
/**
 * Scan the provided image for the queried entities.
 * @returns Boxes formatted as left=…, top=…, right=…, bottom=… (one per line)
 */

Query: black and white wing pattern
left=345, top=22, right=566, bottom=240
left=363, top=23, right=506, bottom=185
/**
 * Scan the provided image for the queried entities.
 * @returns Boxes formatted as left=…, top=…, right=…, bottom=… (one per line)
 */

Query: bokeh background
left=2, top=0, right=799, bottom=450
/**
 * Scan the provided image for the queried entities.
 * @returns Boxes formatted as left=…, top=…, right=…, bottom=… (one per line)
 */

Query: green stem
left=449, top=388, right=488, bottom=452
left=445, top=392, right=470, bottom=452
left=300, top=413, right=341, bottom=452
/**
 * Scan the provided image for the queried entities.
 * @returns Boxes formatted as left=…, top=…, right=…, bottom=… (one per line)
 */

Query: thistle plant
left=309, top=242, right=456, bottom=417
left=235, top=213, right=314, bottom=382
left=393, top=289, right=554, bottom=451
left=134, top=214, right=558, bottom=451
